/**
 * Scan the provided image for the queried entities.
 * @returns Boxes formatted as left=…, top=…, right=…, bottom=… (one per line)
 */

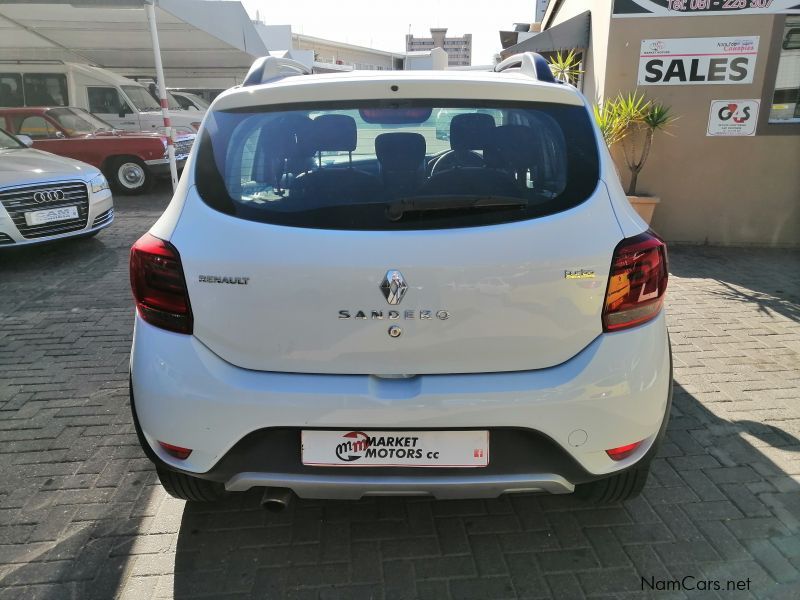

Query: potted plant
left=593, top=92, right=676, bottom=225
left=547, top=50, right=583, bottom=85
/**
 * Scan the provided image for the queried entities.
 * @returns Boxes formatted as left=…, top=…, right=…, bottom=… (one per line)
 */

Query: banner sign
left=638, top=37, right=759, bottom=85
left=614, top=0, right=800, bottom=18
left=707, top=99, right=760, bottom=135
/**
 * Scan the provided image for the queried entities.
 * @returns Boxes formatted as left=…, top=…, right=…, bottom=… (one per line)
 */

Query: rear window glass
left=196, top=100, right=599, bottom=230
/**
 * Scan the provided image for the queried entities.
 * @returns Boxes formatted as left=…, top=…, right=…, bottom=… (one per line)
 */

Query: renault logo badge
left=380, top=270, right=408, bottom=306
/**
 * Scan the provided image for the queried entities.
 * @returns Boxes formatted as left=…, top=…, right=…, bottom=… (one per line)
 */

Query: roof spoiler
left=243, top=56, right=312, bottom=87
left=493, top=52, right=556, bottom=83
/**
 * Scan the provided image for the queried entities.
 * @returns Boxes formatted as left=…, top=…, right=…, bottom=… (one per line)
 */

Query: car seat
left=375, top=132, right=426, bottom=196
left=429, top=113, right=496, bottom=176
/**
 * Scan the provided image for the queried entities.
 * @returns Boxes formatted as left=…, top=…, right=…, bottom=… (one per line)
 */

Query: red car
left=0, top=107, right=194, bottom=194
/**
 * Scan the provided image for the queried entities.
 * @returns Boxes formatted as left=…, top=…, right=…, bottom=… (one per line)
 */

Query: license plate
left=25, top=206, right=78, bottom=226
left=301, top=430, right=489, bottom=468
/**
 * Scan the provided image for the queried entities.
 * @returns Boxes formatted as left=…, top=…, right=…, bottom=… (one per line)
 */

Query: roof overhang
left=500, top=11, right=590, bottom=59
left=0, top=0, right=267, bottom=85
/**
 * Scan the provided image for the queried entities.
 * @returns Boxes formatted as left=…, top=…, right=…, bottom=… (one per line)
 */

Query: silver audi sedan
left=0, top=128, right=113, bottom=248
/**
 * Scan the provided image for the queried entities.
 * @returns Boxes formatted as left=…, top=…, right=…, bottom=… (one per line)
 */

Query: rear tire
left=574, top=461, right=651, bottom=504
left=156, top=466, right=225, bottom=502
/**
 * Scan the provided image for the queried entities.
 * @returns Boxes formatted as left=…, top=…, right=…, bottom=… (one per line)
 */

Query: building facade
left=503, top=0, right=800, bottom=247
left=405, top=28, right=472, bottom=67
left=293, top=34, right=403, bottom=71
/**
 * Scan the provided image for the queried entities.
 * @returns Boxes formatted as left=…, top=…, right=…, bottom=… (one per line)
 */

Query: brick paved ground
left=1, top=184, right=799, bottom=599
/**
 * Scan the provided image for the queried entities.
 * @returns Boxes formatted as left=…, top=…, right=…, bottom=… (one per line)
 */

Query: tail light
left=130, top=233, right=193, bottom=334
left=602, top=231, right=668, bottom=332
left=606, top=440, right=643, bottom=461
left=158, top=441, right=192, bottom=460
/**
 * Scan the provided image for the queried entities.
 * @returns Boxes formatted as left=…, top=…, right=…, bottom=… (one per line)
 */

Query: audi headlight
left=90, top=173, right=109, bottom=194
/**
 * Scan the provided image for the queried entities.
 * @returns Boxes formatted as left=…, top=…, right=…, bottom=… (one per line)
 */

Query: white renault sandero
left=129, top=54, right=671, bottom=507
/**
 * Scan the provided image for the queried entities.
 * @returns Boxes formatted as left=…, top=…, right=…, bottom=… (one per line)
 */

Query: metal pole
left=145, top=0, right=178, bottom=190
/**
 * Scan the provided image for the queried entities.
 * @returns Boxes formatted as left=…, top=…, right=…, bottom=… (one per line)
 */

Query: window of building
left=0, top=74, right=24, bottom=106
left=769, top=17, right=800, bottom=123
left=22, top=74, right=68, bottom=106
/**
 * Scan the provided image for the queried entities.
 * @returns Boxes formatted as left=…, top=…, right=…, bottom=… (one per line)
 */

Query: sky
left=239, top=0, right=538, bottom=65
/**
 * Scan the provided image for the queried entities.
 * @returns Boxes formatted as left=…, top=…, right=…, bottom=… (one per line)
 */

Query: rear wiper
left=386, top=195, right=527, bottom=221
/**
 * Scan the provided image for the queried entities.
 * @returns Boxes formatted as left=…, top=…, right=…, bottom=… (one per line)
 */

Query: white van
left=0, top=61, right=201, bottom=134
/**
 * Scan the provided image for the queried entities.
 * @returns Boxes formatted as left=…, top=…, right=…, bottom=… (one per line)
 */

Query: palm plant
left=547, top=50, right=583, bottom=85
left=615, top=92, right=675, bottom=196
left=593, top=92, right=676, bottom=196
left=593, top=102, right=626, bottom=148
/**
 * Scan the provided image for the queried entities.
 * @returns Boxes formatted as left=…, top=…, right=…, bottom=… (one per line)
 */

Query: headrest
left=491, top=125, right=539, bottom=166
left=450, top=113, right=495, bottom=152
left=375, top=133, right=426, bottom=170
left=262, top=114, right=314, bottom=158
left=311, top=114, right=357, bottom=152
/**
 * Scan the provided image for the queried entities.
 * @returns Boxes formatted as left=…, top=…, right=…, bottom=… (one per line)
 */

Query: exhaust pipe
left=260, top=487, right=293, bottom=512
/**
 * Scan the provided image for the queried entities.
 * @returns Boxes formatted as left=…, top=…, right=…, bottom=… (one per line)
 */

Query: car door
left=87, top=85, right=139, bottom=130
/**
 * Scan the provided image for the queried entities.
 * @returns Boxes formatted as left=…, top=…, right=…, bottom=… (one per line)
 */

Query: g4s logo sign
left=707, top=99, right=760, bottom=136
left=718, top=103, right=752, bottom=124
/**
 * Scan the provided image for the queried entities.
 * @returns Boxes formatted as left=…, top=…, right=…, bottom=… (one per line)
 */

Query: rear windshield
left=196, top=100, right=599, bottom=230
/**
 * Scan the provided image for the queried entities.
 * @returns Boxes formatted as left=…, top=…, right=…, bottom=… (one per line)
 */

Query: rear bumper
left=130, top=310, right=672, bottom=498
left=226, top=472, right=576, bottom=499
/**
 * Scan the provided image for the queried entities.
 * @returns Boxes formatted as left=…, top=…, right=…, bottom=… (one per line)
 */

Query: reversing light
left=130, top=233, right=193, bottom=334
left=602, top=230, right=668, bottom=332
left=158, top=441, right=192, bottom=460
left=606, top=441, right=643, bottom=461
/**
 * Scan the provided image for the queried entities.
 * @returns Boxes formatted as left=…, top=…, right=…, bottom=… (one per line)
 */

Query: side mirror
left=16, top=134, right=33, bottom=147
left=118, top=104, right=131, bottom=118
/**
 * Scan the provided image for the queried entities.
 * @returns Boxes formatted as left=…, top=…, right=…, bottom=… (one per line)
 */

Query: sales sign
left=707, top=99, right=760, bottom=135
left=638, top=37, right=759, bottom=85
left=614, top=0, right=800, bottom=18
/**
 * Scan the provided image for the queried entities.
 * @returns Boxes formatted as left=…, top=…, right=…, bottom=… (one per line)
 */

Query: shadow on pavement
left=668, top=246, right=800, bottom=323
left=173, top=381, right=800, bottom=599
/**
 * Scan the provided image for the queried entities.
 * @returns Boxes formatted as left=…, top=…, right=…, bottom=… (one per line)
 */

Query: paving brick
left=536, top=547, right=599, bottom=573
left=1, top=194, right=799, bottom=598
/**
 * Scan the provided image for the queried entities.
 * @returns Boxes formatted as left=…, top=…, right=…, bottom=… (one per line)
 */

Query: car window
left=88, top=86, right=127, bottom=115
left=196, top=100, right=599, bottom=231
left=121, top=85, right=161, bottom=111
left=0, top=128, right=24, bottom=149
left=47, top=107, right=112, bottom=134
left=183, top=93, right=209, bottom=110
left=22, top=74, right=68, bottom=106
left=0, top=74, right=24, bottom=107
left=174, top=94, right=193, bottom=110
left=434, top=108, right=503, bottom=143
left=18, top=115, right=58, bottom=139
